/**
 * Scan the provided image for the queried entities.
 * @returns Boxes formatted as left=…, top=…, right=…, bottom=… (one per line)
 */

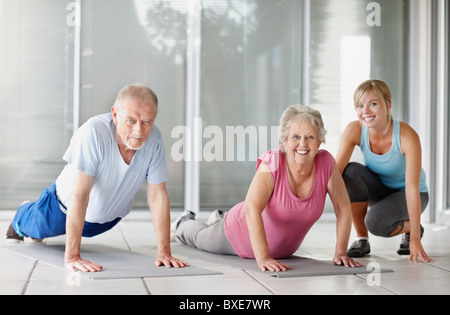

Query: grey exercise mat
left=3, top=243, right=221, bottom=280
left=171, top=244, right=393, bottom=278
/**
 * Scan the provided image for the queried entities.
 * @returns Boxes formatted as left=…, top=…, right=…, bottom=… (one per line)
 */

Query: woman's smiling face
left=283, top=119, right=321, bottom=166
left=356, top=89, right=391, bottom=130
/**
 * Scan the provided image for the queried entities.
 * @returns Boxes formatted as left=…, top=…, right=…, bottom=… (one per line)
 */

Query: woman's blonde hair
left=278, top=104, right=327, bottom=152
left=353, top=80, right=392, bottom=133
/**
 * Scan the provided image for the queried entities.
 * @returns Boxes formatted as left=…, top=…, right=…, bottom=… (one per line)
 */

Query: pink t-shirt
left=224, top=150, right=335, bottom=259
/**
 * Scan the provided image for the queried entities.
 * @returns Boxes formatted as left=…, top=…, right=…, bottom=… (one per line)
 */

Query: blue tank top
left=360, top=119, right=428, bottom=192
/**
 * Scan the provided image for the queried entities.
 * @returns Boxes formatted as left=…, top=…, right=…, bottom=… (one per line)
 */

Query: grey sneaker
left=206, top=209, right=225, bottom=226
left=397, top=225, right=424, bottom=256
left=347, top=239, right=371, bottom=257
left=170, top=210, right=196, bottom=242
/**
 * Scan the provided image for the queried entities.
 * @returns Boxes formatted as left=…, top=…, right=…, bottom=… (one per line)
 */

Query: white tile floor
left=1, top=210, right=449, bottom=295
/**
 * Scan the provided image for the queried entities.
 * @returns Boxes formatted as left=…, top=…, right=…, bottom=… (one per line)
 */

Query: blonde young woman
left=336, top=80, right=433, bottom=263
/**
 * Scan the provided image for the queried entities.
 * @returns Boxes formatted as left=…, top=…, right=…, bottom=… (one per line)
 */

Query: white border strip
left=184, top=0, right=202, bottom=213
left=72, top=0, right=81, bottom=132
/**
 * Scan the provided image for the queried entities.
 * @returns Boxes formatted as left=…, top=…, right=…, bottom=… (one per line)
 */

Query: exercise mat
left=3, top=243, right=221, bottom=280
left=171, top=244, right=393, bottom=278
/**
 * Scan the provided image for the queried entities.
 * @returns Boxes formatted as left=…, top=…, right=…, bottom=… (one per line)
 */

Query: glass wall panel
left=80, top=0, right=186, bottom=208
left=0, top=1, right=74, bottom=209
left=199, top=0, right=408, bottom=210
left=309, top=0, right=408, bottom=212
left=0, top=0, right=411, bottom=213
left=310, top=0, right=408, bottom=158
left=200, top=0, right=304, bottom=209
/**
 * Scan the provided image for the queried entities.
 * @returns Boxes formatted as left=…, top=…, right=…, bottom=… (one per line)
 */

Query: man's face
left=112, top=98, right=157, bottom=151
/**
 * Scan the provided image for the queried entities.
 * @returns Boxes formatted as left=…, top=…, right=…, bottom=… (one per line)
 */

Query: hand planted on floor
left=65, top=256, right=103, bottom=272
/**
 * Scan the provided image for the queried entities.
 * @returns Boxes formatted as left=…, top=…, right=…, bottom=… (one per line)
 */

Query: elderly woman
left=336, top=80, right=433, bottom=263
left=173, top=104, right=361, bottom=271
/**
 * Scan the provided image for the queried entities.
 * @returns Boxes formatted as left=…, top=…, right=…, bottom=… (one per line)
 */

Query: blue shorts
left=12, top=182, right=121, bottom=239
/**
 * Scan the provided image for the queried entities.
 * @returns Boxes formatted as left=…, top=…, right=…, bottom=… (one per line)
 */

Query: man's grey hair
left=113, top=83, right=158, bottom=113
left=278, top=104, right=327, bottom=146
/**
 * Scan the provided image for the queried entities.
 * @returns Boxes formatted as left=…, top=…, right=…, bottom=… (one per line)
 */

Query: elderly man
left=6, top=83, right=188, bottom=272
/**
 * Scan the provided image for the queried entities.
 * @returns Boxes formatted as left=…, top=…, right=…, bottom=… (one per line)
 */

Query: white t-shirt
left=55, top=113, right=168, bottom=223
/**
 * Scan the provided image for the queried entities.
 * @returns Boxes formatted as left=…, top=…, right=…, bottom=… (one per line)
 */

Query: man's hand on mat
left=333, top=255, right=363, bottom=268
left=154, top=252, right=189, bottom=268
left=65, top=256, right=103, bottom=272
left=256, top=257, right=291, bottom=272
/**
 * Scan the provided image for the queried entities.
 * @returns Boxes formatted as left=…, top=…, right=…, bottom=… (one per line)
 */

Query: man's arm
left=64, top=170, right=102, bottom=272
left=147, top=182, right=188, bottom=268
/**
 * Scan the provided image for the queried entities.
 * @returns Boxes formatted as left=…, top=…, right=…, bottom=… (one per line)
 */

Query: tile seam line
left=141, top=277, right=152, bottom=295
left=118, top=223, right=152, bottom=295
left=242, top=270, right=276, bottom=295
left=354, top=274, right=399, bottom=295
left=426, top=263, right=450, bottom=273
left=118, top=224, right=133, bottom=252
left=21, top=260, right=38, bottom=295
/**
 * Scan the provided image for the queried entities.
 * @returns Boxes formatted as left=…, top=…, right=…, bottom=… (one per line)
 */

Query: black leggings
left=342, top=162, right=429, bottom=237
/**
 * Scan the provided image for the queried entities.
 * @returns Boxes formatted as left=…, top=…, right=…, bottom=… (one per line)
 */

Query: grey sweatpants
left=175, top=216, right=237, bottom=255
left=342, top=162, right=429, bottom=237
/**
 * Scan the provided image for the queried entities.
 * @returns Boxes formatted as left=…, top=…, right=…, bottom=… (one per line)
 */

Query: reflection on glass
left=80, top=0, right=187, bottom=208
left=0, top=0, right=411, bottom=212
left=0, top=1, right=74, bottom=209
left=200, top=0, right=304, bottom=209
left=200, top=0, right=408, bottom=210
left=310, top=0, right=407, bottom=157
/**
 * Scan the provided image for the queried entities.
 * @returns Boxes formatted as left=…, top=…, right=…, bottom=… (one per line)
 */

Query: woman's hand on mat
left=154, top=252, right=189, bottom=268
left=333, top=255, right=363, bottom=268
left=409, top=240, right=434, bottom=263
left=256, top=257, right=290, bottom=272
left=65, top=256, right=103, bottom=272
